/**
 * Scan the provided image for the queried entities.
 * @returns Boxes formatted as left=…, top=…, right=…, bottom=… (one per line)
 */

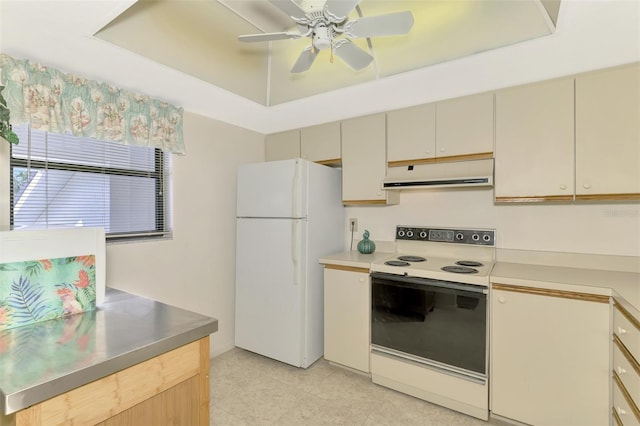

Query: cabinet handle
left=583, top=183, right=591, bottom=189
left=616, top=406, right=627, bottom=416
left=359, top=277, right=365, bottom=283
left=617, top=366, right=626, bottom=374
left=426, top=150, right=431, bottom=154
left=498, top=297, right=506, bottom=304
left=560, top=184, right=567, bottom=190
left=618, top=326, right=627, bottom=335
left=439, top=148, right=446, bottom=152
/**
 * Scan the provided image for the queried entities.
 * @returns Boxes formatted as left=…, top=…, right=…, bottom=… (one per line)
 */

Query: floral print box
left=0, top=255, right=96, bottom=331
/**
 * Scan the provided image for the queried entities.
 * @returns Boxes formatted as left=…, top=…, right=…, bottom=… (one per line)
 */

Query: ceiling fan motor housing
left=312, top=25, right=332, bottom=50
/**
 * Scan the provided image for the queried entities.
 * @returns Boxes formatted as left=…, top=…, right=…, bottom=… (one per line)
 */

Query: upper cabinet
left=300, top=121, right=341, bottom=166
left=387, top=103, right=436, bottom=165
left=436, top=92, right=494, bottom=161
left=575, top=63, right=640, bottom=200
left=494, top=78, right=575, bottom=202
left=265, top=130, right=300, bottom=161
left=341, top=113, right=399, bottom=206
left=387, top=92, right=494, bottom=167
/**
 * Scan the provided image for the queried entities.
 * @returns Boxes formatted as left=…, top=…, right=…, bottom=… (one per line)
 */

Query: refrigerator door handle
left=291, top=220, right=299, bottom=286
left=292, top=160, right=300, bottom=218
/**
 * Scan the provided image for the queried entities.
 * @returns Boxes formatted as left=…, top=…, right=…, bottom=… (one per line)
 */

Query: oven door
left=370, top=272, right=488, bottom=379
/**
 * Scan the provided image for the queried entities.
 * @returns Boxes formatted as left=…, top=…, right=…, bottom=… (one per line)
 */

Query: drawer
left=613, top=373, right=640, bottom=426
left=614, top=338, right=640, bottom=406
left=614, top=303, right=640, bottom=361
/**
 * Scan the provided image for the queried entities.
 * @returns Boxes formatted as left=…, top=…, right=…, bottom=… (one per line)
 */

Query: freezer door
left=235, top=217, right=306, bottom=367
left=237, top=159, right=307, bottom=218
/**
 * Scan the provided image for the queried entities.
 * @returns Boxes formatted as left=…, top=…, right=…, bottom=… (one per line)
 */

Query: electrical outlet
left=349, top=218, right=358, bottom=232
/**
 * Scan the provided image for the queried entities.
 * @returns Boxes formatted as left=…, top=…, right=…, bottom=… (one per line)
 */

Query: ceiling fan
left=238, top=0, right=414, bottom=73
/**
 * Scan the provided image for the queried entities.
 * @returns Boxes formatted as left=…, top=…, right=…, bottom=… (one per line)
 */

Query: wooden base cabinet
left=612, top=301, right=640, bottom=425
left=323, top=265, right=370, bottom=373
left=490, top=285, right=609, bottom=425
left=12, top=337, right=210, bottom=426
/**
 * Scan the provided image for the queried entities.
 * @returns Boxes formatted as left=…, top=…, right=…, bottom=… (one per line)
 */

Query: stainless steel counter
left=0, top=288, right=218, bottom=415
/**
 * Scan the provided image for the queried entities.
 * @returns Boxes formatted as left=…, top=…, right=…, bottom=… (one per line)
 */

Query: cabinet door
left=576, top=63, right=640, bottom=200
left=324, top=267, right=370, bottom=373
left=436, top=92, right=494, bottom=160
left=386, top=103, right=436, bottom=165
left=491, top=286, right=610, bottom=426
left=494, top=78, right=575, bottom=202
left=300, top=122, right=341, bottom=165
left=265, top=130, right=300, bottom=161
left=341, top=113, right=399, bottom=205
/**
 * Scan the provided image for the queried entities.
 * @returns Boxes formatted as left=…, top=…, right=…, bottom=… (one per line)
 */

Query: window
left=10, top=124, right=171, bottom=241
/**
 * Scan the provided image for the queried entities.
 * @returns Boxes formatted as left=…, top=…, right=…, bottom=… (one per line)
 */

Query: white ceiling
left=1, top=1, right=639, bottom=135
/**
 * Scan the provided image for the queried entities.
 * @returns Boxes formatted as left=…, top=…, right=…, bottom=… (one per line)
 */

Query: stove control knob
left=406, top=230, right=414, bottom=238
left=472, top=234, right=480, bottom=241
left=483, top=234, right=491, bottom=242
left=398, top=229, right=405, bottom=237
left=419, top=231, right=427, bottom=239
left=455, top=233, right=464, bottom=240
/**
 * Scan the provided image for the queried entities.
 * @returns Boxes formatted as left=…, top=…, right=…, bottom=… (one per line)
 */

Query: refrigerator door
left=237, top=159, right=307, bottom=219
left=235, top=217, right=306, bottom=367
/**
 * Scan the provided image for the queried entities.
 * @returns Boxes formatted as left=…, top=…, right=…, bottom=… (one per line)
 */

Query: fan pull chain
left=330, top=45, right=334, bottom=64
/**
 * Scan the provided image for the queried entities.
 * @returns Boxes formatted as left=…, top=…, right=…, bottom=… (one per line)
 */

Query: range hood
left=383, top=159, right=494, bottom=190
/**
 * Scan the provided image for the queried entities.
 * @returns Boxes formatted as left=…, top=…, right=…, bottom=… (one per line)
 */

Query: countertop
left=320, top=250, right=640, bottom=317
left=0, top=288, right=218, bottom=415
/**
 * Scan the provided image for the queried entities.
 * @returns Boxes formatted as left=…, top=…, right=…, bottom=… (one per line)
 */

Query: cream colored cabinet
left=387, top=103, right=436, bottom=165
left=387, top=92, right=494, bottom=167
left=491, top=284, right=610, bottom=426
left=265, top=130, right=300, bottom=161
left=323, top=265, right=370, bottom=373
left=494, top=77, right=575, bottom=202
left=575, top=63, right=640, bottom=201
left=341, top=113, right=399, bottom=205
left=436, top=92, right=494, bottom=160
left=612, top=301, right=640, bottom=425
left=300, top=121, right=341, bottom=166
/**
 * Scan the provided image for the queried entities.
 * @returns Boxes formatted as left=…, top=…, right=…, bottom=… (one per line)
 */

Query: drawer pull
left=617, top=366, right=626, bottom=375
left=616, top=406, right=627, bottom=416
left=618, top=326, right=628, bottom=335
left=498, top=297, right=506, bottom=303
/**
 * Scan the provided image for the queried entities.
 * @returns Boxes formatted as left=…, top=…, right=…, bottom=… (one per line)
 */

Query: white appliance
left=369, top=226, right=495, bottom=420
left=235, top=159, right=344, bottom=368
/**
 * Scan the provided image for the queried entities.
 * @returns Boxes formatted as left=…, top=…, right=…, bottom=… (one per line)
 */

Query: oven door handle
left=370, top=272, right=488, bottom=294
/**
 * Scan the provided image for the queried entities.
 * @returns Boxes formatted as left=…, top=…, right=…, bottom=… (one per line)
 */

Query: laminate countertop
left=0, top=288, right=218, bottom=415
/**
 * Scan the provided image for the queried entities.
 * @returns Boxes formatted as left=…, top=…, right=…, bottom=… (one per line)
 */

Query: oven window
left=371, top=274, right=487, bottom=375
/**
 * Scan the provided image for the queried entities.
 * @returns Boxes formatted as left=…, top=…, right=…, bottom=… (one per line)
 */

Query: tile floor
left=210, top=348, right=505, bottom=425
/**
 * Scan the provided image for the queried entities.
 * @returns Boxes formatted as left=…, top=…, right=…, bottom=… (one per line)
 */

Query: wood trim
left=576, top=193, right=640, bottom=201
left=323, top=264, right=370, bottom=273
left=315, top=158, right=341, bottom=166
left=495, top=195, right=574, bottom=203
left=434, top=152, right=493, bottom=163
left=613, top=371, right=640, bottom=422
left=615, top=301, right=640, bottom=331
left=16, top=340, right=201, bottom=425
left=343, top=199, right=388, bottom=206
left=612, top=406, right=623, bottom=426
left=387, top=152, right=493, bottom=168
left=199, top=336, right=211, bottom=426
left=613, top=334, right=640, bottom=376
left=492, top=283, right=610, bottom=303
left=388, top=158, right=436, bottom=167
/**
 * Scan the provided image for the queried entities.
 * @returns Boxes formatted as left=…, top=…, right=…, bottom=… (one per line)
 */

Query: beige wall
left=105, top=111, right=263, bottom=356
left=346, top=189, right=640, bottom=257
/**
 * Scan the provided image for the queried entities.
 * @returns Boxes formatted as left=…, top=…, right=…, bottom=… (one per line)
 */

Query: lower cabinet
left=491, top=284, right=610, bottom=425
left=323, top=265, right=370, bottom=373
left=612, top=301, right=640, bottom=425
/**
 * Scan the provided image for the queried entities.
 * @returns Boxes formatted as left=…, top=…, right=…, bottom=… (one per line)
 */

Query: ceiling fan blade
left=345, top=11, right=414, bottom=39
left=332, top=40, right=373, bottom=71
left=239, top=32, right=301, bottom=42
left=291, top=46, right=319, bottom=73
left=268, top=0, right=307, bottom=20
left=324, top=0, right=360, bottom=19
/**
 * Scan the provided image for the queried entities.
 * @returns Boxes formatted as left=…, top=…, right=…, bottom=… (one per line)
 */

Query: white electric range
left=369, top=226, right=496, bottom=421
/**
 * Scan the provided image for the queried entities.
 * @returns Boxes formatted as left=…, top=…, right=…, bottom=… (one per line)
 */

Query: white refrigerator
left=235, top=159, right=344, bottom=368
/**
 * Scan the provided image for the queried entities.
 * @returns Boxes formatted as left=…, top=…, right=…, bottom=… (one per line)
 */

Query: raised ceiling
left=95, top=0, right=559, bottom=106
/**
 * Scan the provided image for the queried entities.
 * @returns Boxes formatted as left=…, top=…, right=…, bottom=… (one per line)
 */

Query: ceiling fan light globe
left=312, top=25, right=332, bottom=50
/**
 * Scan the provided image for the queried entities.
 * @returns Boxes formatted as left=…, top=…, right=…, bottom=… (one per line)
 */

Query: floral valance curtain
left=0, top=54, right=185, bottom=154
